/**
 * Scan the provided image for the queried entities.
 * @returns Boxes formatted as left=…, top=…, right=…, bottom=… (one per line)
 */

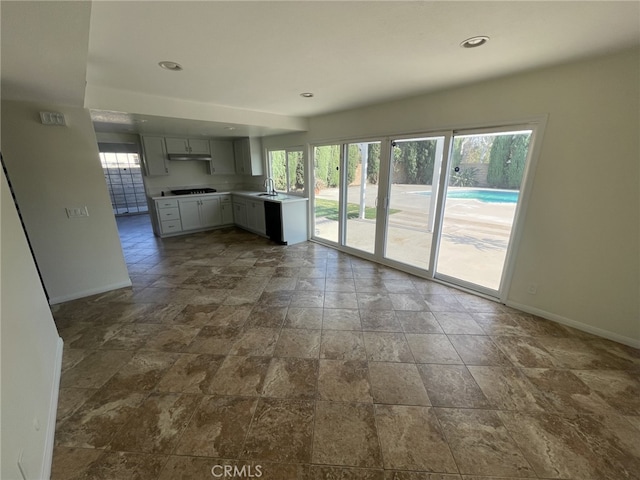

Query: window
left=268, top=147, right=305, bottom=194
left=98, top=142, right=148, bottom=215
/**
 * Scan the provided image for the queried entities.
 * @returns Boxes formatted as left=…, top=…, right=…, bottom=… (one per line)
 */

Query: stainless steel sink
left=257, top=193, right=279, bottom=197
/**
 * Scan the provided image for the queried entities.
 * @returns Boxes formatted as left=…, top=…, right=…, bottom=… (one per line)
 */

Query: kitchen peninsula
left=149, top=190, right=309, bottom=245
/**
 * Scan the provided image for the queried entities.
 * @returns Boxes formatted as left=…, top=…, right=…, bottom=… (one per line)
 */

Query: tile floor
left=51, top=214, right=640, bottom=480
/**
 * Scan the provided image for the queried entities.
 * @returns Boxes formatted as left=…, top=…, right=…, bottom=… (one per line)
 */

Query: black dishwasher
left=264, top=201, right=284, bottom=244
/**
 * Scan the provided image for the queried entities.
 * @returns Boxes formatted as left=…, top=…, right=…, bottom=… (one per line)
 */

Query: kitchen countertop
left=151, top=191, right=308, bottom=204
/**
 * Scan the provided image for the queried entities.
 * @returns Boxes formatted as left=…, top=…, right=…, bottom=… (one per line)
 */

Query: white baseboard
left=507, top=301, right=640, bottom=349
left=48, top=279, right=132, bottom=305
left=40, top=336, right=63, bottom=480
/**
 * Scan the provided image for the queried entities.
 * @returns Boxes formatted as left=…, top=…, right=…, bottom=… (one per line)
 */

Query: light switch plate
left=66, top=206, right=89, bottom=218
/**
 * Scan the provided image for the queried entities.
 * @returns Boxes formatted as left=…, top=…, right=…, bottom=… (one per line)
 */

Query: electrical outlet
left=527, top=283, right=538, bottom=295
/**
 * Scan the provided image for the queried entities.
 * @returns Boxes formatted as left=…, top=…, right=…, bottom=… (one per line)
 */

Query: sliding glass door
left=311, top=124, right=538, bottom=298
left=434, top=129, right=533, bottom=293
left=383, top=136, right=445, bottom=269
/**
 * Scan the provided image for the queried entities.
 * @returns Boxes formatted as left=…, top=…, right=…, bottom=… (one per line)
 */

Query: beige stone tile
left=368, top=362, right=430, bottom=406
left=140, top=324, right=201, bottom=352
left=535, top=337, right=636, bottom=369
left=80, top=451, right=167, bottom=480
left=434, top=312, right=484, bottom=335
left=290, top=290, right=325, bottom=308
left=360, top=310, right=402, bottom=332
left=317, top=359, right=373, bottom=403
left=435, top=408, right=535, bottom=477
left=55, top=388, right=97, bottom=427
left=357, top=293, right=393, bottom=311
left=50, top=447, right=103, bottom=480
left=65, top=323, right=125, bottom=350
left=99, top=324, right=164, bottom=350
left=285, top=307, right=324, bottom=329
left=499, top=411, right=634, bottom=480
left=406, top=334, right=463, bottom=364
left=60, top=350, right=134, bottom=389
left=245, top=305, right=287, bottom=328
left=262, top=357, right=318, bottom=399
left=363, top=332, right=413, bottom=362
left=397, top=311, right=443, bottom=334
left=55, top=389, right=147, bottom=449
left=154, top=353, right=225, bottom=393
left=374, top=404, right=457, bottom=472
left=491, top=335, right=559, bottom=368
left=447, top=335, right=513, bottom=366
left=323, top=308, right=362, bottom=330
left=471, top=312, right=529, bottom=336
left=573, top=369, right=640, bottom=415
left=187, top=325, right=242, bottom=355
left=310, top=466, right=384, bottom=480
left=209, top=355, right=271, bottom=396
left=312, top=401, right=382, bottom=468
left=103, top=351, right=179, bottom=391
left=324, top=291, right=359, bottom=309
left=158, top=457, right=239, bottom=480
left=468, top=366, right=551, bottom=412
left=389, top=293, right=428, bottom=311
left=325, top=277, right=356, bottom=292
left=522, top=368, right=618, bottom=414
left=274, top=328, right=321, bottom=358
left=110, top=392, right=201, bottom=454
left=417, top=364, right=491, bottom=409
left=229, top=327, right=280, bottom=356
left=174, top=396, right=258, bottom=457
left=320, top=330, right=367, bottom=360
left=61, top=348, right=89, bottom=373
left=423, top=294, right=466, bottom=312
left=169, top=304, right=217, bottom=326
left=206, top=304, right=252, bottom=328
left=241, top=398, right=315, bottom=463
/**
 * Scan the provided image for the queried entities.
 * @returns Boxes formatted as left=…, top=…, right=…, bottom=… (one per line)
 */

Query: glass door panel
left=344, top=141, right=381, bottom=254
left=435, top=130, right=532, bottom=292
left=384, top=136, right=445, bottom=269
left=313, top=144, right=341, bottom=244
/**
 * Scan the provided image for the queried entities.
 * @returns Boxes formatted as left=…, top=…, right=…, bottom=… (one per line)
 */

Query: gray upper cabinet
left=233, top=137, right=263, bottom=176
left=141, top=135, right=169, bottom=176
left=165, top=137, right=211, bottom=155
left=209, top=140, right=236, bottom=175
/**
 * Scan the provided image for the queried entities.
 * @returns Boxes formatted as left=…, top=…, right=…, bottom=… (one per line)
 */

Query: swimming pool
left=413, top=189, right=519, bottom=204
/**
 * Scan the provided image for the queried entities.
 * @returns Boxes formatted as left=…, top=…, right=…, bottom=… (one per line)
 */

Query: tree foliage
left=487, top=134, right=530, bottom=188
left=391, top=140, right=437, bottom=185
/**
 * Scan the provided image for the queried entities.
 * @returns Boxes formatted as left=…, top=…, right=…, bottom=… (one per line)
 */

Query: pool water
left=414, top=189, right=519, bottom=204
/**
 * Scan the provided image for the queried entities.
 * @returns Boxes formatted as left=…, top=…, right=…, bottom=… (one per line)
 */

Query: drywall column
left=1, top=100, right=130, bottom=303
left=1, top=167, right=63, bottom=480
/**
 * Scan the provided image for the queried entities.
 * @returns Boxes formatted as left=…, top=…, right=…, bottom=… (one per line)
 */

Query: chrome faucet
left=264, top=177, right=276, bottom=195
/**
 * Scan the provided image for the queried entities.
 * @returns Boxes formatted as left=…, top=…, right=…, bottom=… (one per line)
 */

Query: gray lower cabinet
left=247, top=200, right=266, bottom=235
left=178, top=197, right=221, bottom=230
left=155, top=198, right=182, bottom=235
left=220, top=195, right=234, bottom=224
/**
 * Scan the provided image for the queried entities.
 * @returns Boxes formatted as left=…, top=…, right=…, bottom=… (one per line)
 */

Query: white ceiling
left=2, top=1, right=639, bottom=138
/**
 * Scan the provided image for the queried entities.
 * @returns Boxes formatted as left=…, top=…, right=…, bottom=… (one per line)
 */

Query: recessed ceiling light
left=460, top=36, right=489, bottom=48
left=224, top=126, right=236, bottom=131
left=158, top=61, right=183, bottom=71
left=300, top=92, right=314, bottom=98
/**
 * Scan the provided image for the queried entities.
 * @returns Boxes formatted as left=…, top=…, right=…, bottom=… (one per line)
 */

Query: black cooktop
left=171, top=188, right=217, bottom=195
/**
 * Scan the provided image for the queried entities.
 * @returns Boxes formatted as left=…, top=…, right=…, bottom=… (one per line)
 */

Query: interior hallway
left=50, top=214, right=640, bottom=479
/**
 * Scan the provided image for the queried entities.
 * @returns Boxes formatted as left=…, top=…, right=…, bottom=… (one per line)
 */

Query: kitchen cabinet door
left=247, top=200, right=266, bottom=235
left=233, top=137, right=263, bottom=176
left=141, top=136, right=169, bottom=176
left=209, top=140, right=236, bottom=175
left=199, top=197, right=222, bottom=227
left=233, top=200, right=248, bottom=228
left=165, top=137, right=190, bottom=154
left=187, top=138, right=210, bottom=155
left=178, top=198, right=202, bottom=231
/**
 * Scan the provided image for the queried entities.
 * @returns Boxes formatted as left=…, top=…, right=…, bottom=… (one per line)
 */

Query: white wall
left=264, top=48, right=640, bottom=346
left=1, top=167, right=63, bottom=480
left=1, top=100, right=131, bottom=303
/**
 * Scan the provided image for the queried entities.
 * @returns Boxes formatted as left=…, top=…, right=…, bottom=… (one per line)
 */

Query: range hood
left=167, top=153, right=212, bottom=161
